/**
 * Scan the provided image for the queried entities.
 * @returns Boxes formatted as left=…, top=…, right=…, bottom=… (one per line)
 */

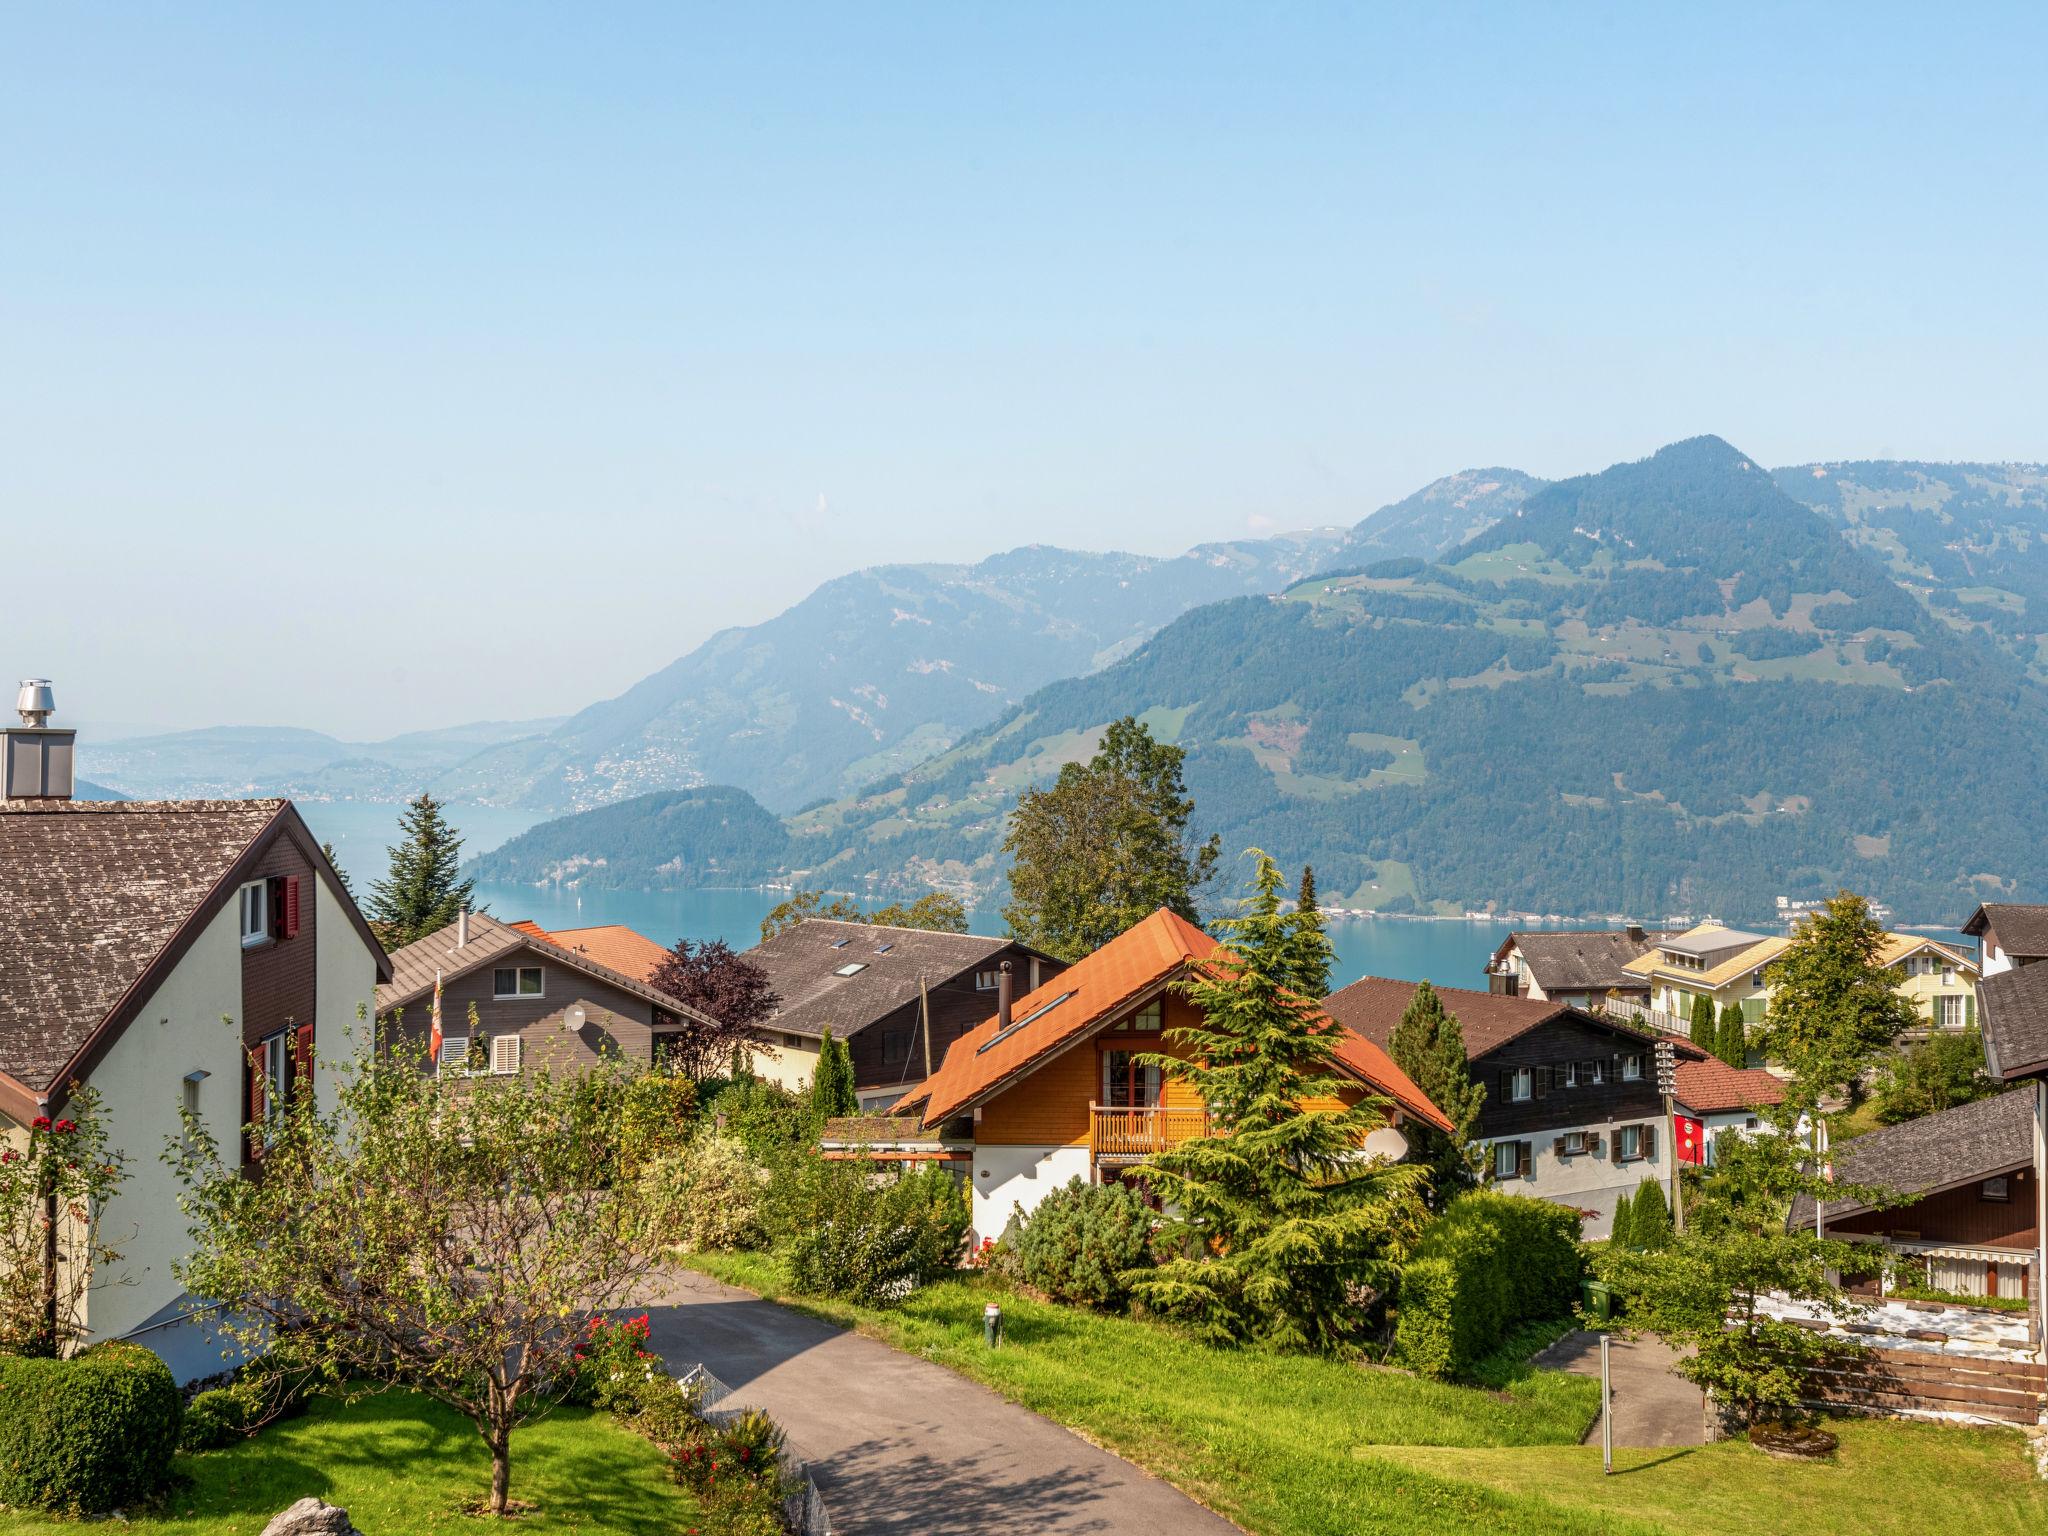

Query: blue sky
left=3, top=4, right=2043, bottom=738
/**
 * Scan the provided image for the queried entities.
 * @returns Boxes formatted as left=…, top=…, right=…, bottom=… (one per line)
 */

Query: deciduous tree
left=759, top=889, right=967, bottom=942
left=1126, top=853, right=1428, bottom=1352
left=1871, top=1028, right=1996, bottom=1125
left=1757, top=892, right=1919, bottom=1106
left=646, top=938, right=778, bottom=1079
left=364, top=792, right=476, bottom=948
left=1002, top=717, right=1220, bottom=962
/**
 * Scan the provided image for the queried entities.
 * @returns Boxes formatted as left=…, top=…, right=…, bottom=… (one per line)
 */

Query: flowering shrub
left=0, top=1086, right=125, bottom=1354
left=569, top=1313, right=663, bottom=1412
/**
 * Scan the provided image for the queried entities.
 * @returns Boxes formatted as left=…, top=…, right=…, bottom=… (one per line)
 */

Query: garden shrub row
left=1394, top=1191, right=1583, bottom=1380
left=0, top=1342, right=181, bottom=1512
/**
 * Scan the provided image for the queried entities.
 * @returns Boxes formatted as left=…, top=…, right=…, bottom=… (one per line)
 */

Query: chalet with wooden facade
left=886, top=909, right=1450, bottom=1239
left=1484, top=927, right=1670, bottom=1008
left=1964, top=903, right=2048, bottom=978
left=740, top=919, right=1063, bottom=1107
left=376, top=911, right=716, bottom=1078
left=0, top=708, right=389, bottom=1381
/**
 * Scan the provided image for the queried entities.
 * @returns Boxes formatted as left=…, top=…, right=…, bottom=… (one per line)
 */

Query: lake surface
left=297, top=800, right=1969, bottom=992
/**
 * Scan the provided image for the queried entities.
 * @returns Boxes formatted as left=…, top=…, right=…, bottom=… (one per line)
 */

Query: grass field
left=688, top=1253, right=2048, bottom=1536
left=0, top=1394, right=700, bottom=1536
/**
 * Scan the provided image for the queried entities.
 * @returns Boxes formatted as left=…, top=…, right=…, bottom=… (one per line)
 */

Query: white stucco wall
left=971, top=1144, right=1091, bottom=1239
left=78, top=902, right=249, bottom=1346
left=314, top=875, right=380, bottom=1117
left=1489, top=1115, right=1671, bottom=1240
left=746, top=1039, right=819, bottom=1093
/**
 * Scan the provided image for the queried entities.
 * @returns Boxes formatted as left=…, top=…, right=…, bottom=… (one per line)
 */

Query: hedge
left=0, top=1342, right=182, bottom=1511
left=1394, top=1192, right=1584, bottom=1380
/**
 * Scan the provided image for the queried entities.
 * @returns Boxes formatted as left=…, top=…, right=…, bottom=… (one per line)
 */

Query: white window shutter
left=440, top=1037, right=469, bottom=1075
left=493, top=1034, right=523, bottom=1075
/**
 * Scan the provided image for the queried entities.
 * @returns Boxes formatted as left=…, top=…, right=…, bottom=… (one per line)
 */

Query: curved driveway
left=639, top=1267, right=1243, bottom=1536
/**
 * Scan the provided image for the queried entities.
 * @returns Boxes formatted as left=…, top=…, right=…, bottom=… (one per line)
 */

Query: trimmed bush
left=1630, top=1179, right=1675, bottom=1251
left=1394, top=1192, right=1584, bottom=1381
left=0, top=1342, right=181, bottom=1511
left=1015, top=1178, right=1156, bottom=1309
left=784, top=1161, right=970, bottom=1304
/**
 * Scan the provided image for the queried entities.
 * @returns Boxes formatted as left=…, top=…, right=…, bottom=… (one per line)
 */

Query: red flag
left=1675, top=1113, right=1705, bottom=1165
left=429, top=969, right=444, bottom=1064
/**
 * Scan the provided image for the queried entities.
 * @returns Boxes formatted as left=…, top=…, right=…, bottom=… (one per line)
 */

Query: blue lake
left=297, top=800, right=1964, bottom=993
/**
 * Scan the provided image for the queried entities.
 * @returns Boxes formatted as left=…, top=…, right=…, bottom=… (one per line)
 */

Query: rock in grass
left=260, top=1499, right=362, bottom=1536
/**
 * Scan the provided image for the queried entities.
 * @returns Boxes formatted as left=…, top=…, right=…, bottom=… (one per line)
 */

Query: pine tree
left=364, top=793, right=476, bottom=947
left=320, top=841, right=354, bottom=900
left=1631, top=1178, right=1675, bottom=1250
left=1125, top=852, right=1429, bottom=1352
left=1689, top=992, right=1716, bottom=1051
left=1386, top=980, right=1487, bottom=1198
left=809, top=1029, right=856, bottom=1120
left=1718, top=1003, right=1748, bottom=1068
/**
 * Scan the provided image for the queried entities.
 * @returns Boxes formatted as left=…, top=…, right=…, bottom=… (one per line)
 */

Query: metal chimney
left=3, top=680, right=74, bottom=800
left=996, top=961, right=1013, bottom=1032
left=457, top=906, right=469, bottom=948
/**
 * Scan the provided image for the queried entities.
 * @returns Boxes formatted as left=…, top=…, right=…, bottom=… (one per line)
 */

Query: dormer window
left=239, top=882, right=270, bottom=947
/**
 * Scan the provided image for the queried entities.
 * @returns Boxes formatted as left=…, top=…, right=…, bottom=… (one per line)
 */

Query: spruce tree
left=1689, top=992, right=1716, bottom=1051
left=1386, top=980, right=1487, bottom=1198
left=1608, top=1187, right=1637, bottom=1249
left=364, top=792, right=476, bottom=947
left=320, top=841, right=354, bottom=900
left=1125, top=852, right=1429, bottom=1352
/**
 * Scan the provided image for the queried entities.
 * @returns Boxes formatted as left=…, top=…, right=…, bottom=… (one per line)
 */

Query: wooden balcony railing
left=1090, top=1104, right=1210, bottom=1160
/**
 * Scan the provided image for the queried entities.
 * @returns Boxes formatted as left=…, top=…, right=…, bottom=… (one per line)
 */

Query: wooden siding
left=847, top=943, right=1066, bottom=1095
left=976, top=991, right=1203, bottom=1147
left=381, top=947, right=660, bottom=1075
left=1829, top=1166, right=2038, bottom=1250
left=241, top=835, right=317, bottom=1049
left=1472, top=1012, right=1664, bottom=1140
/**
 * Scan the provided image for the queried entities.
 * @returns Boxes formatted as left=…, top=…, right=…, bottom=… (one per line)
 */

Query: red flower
left=30, top=1116, right=49, bottom=1131
left=0, top=1150, right=17, bottom=1164
left=52, top=1120, right=74, bottom=1134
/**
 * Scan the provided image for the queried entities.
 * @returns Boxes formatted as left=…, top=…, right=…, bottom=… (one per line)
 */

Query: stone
left=259, top=1499, right=362, bottom=1536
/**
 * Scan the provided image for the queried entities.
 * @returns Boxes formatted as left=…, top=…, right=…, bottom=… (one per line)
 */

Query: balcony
left=1090, top=1103, right=1210, bottom=1161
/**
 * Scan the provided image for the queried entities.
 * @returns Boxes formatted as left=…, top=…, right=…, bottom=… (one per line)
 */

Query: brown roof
left=1494, top=929, right=1673, bottom=995
left=376, top=911, right=714, bottom=1026
left=1979, top=964, right=2048, bottom=1079
left=1789, top=1088, right=2034, bottom=1228
left=1322, top=975, right=1578, bottom=1058
left=1964, top=903, right=2048, bottom=958
left=743, top=919, right=1035, bottom=1042
left=0, top=797, right=387, bottom=1096
left=1673, top=1054, right=1786, bottom=1115
left=901, top=910, right=1452, bottom=1134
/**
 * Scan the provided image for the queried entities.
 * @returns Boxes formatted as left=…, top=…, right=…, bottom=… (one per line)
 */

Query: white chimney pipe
left=457, top=907, right=469, bottom=947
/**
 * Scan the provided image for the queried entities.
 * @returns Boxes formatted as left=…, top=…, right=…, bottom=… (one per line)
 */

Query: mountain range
left=471, top=437, right=2048, bottom=925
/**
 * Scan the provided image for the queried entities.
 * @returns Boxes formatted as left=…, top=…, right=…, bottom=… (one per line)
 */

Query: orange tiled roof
left=1674, top=1054, right=1786, bottom=1115
left=536, top=924, right=672, bottom=984
left=904, top=908, right=1452, bottom=1134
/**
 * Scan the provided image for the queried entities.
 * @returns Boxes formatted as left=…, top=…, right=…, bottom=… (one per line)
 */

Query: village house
left=376, top=911, right=717, bottom=1077
left=884, top=910, right=1451, bottom=1240
left=0, top=687, right=388, bottom=1380
left=1963, top=902, right=2048, bottom=977
left=1483, top=926, right=1671, bottom=1008
left=740, top=919, right=1063, bottom=1106
left=1324, top=977, right=1780, bottom=1236
left=1620, top=923, right=1789, bottom=1029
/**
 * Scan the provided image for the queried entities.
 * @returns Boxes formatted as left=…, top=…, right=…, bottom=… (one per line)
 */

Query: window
left=1102, top=1051, right=1161, bottom=1108
left=830, top=938, right=851, bottom=949
left=439, top=1036, right=470, bottom=1075
left=834, top=962, right=867, bottom=977
left=1617, top=1124, right=1643, bottom=1161
left=239, top=882, right=270, bottom=947
left=490, top=1034, right=523, bottom=1075
left=876, top=942, right=894, bottom=954
left=1744, top=1116, right=1759, bottom=1130
left=1493, top=1142, right=1520, bottom=1180
left=1508, top=1067, right=1533, bottom=1102
left=1621, top=1053, right=1643, bottom=1082
left=1983, top=1176, right=2011, bottom=1203
left=782, top=1032, right=807, bottom=1049
left=975, top=969, right=1002, bottom=991
left=1562, top=1062, right=1578, bottom=1089
left=493, top=967, right=543, bottom=998
left=1583, top=1058, right=1605, bottom=1086
left=1111, top=1001, right=1162, bottom=1032
left=1941, top=966, right=1955, bottom=986
left=1938, top=994, right=1968, bottom=1030
left=1561, top=1130, right=1588, bottom=1155
left=257, top=1032, right=289, bottom=1124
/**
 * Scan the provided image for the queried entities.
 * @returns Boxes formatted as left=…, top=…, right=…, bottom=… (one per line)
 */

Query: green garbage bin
left=1581, top=1279, right=1613, bottom=1324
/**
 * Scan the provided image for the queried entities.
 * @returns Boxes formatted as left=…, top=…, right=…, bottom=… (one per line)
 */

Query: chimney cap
left=15, top=679, right=54, bottom=728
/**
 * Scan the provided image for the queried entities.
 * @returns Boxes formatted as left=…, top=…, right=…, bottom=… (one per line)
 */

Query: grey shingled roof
left=1789, top=1088, right=2034, bottom=1227
left=1965, top=904, right=2048, bottom=959
left=1323, top=974, right=1577, bottom=1057
left=377, top=910, right=713, bottom=1024
left=0, top=798, right=285, bottom=1087
left=1979, top=963, right=2048, bottom=1079
left=744, top=919, right=1023, bottom=1041
left=1501, top=929, right=1673, bottom=994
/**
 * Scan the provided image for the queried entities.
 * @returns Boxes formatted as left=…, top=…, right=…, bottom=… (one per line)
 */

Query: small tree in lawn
left=1385, top=981, right=1486, bottom=1200
left=646, top=938, right=779, bottom=1078
left=364, top=792, right=477, bottom=947
left=1126, top=852, right=1429, bottom=1353
left=1689, top=993, right=1716, bottom=1052
left=1757, top=891, right=1919, bottom=1104
left=171, top=1034, right=674, bottom=1517
left=809, top=1029, right=857, bottom=1120
left=0, top=1086, right=128, bottom=1356
left=1717, top=1002, right=1748, bottom=1068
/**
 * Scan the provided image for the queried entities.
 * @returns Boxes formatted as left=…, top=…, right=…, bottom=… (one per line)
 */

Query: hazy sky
left=3, top=4, right=2044, bottom=739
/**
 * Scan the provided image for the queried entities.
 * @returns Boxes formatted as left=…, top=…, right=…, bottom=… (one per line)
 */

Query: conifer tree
left=320, top=841, right=354, bottom=900
left=364, top=793, right=476, bottom=947
left=1608, top=1187, right=1637, bottom=1248
left=809, top=1029, right=856, bottom=1120
left=1689, top=992, right=1716, bottom=1051
left=1631, top=1178, right=1674, bottom=1250
left=1125, top=852, right=1428, bottom=1352
left=1717, top=1003, right=1748, bottom=1068
left=1386, top=980, right=1487, bottom=1197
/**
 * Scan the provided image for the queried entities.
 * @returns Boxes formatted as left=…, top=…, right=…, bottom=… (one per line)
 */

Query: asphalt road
left=638, top=1267, right=1245, bottom=1536
left=1534, top=1329, right=1707, bottom=1447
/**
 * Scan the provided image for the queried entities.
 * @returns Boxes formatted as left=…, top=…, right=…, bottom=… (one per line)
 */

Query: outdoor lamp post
left=984, top=1300, right=1004, bottom=1348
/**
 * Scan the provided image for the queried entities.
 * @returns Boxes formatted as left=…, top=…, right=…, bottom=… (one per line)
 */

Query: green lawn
left=0, top=1394, right=701, bottom=1536
left=688, top=1252, right=2048, bottom=1536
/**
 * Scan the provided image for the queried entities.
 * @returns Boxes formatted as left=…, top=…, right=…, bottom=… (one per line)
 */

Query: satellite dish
left=1362, top=1125, right=1410, bottom=1163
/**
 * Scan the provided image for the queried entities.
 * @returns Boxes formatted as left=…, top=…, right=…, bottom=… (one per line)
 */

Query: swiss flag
left=1675, top=1114, right=1706, bottom=1165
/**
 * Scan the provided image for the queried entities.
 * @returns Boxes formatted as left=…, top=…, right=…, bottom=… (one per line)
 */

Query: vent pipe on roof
left=457, top=906, right=469, bottom=948
left=997, top=961, right=1013, bottom=1033
left=2, top=680, right=74, bottom=800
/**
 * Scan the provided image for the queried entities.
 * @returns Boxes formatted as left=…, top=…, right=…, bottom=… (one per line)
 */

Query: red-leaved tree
left=647, top=939, right=781, bottom=1078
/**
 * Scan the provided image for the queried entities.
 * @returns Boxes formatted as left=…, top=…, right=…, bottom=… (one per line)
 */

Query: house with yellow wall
left=1877, top=933, right=1980, bottom=1034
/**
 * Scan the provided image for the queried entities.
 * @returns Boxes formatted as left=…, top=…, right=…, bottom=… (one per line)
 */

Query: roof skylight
left=834, top=962, right=867, bottom=977
left=976, top=990, right=1076, bottom=1054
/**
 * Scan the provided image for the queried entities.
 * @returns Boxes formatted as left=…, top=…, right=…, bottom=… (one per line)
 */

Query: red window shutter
left=283, top=876, right=303, bottom=939
left=293, top=1023, right=315, bottom=1097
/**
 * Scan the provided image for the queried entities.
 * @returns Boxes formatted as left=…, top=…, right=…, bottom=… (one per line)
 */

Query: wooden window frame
left=493, top=966, right=545, bottom=1000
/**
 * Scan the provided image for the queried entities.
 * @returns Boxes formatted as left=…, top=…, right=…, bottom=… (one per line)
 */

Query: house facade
left=1621, top=923, right=1788, bottom=1029
left=0, top=780, right=388, bottom=1382
left=887, top=910, right=1450, bottom=1240
left=377, top=911, right=716, bottom=1078
left=1881, top=934, right=1981, bottom=1035
left=1670, top=1050, right=1785, bottom=1165
left=1964, top=903, right=2048, bottom=978
left=740, top=919, right=1063, bottom=1107
left=1483, top=927, right=1670, bottom=1008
